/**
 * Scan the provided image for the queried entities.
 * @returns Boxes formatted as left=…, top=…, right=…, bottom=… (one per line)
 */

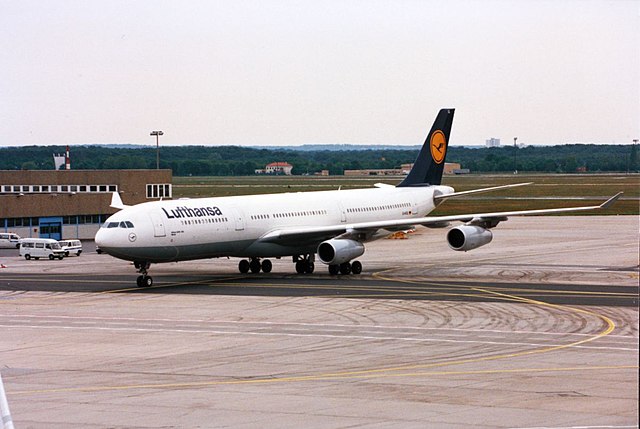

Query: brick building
left=0, top=169, right=172, bottom=240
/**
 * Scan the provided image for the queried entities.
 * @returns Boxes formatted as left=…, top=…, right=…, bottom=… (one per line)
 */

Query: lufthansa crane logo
left=430, top=130, right=447, bottom=164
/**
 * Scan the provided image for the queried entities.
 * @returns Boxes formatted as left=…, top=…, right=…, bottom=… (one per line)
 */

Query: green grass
left=172, top=173, right=639, bottom=215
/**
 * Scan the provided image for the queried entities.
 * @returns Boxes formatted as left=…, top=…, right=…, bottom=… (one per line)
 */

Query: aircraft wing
left=258, top=193, right=623, bottom=245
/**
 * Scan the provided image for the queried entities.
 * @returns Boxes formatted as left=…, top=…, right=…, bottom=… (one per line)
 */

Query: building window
left=146, top=184, right=172, bottom=199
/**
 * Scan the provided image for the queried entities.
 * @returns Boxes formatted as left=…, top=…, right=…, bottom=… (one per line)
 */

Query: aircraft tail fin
left=110, top=192, right=130, bottom=210
left=397, top=108, right=455, bottom=187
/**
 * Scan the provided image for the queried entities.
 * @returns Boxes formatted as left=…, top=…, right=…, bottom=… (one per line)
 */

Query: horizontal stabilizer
left=434, top=183, right=532, bottom=201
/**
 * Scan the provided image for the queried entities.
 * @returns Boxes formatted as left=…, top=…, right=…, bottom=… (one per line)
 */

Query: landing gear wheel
left=261, top=259, right=272, bottom=273
left=339, top=262, right=352, bottom=275
left=239, top=260, right=250, bottom=273
left=137, top=275, right=153, bottom=287
left=134, top=261, right=152, bottom=286
left=249, top=259, right=261, bottom=273
left=328, top=264, right=339, bottom=275
left=351, top=260, right=362, bottom=275
left=295, top=260, right=306, bottom=274
left=305, top=261, right=315, bottom=274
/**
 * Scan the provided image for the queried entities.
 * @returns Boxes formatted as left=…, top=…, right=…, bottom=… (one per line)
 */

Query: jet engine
left=446, top=225, right=493, bottom=251
left=317, top=239, right=365, bottom=265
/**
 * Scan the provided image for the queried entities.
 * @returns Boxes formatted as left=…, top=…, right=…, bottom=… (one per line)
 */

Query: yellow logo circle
left=430, top=130, right=446, bottom=164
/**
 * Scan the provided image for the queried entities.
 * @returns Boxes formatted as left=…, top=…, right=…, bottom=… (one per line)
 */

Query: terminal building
left=0, top=169, right=172, bottom=240
left=344, top=162, right=467, bottom=176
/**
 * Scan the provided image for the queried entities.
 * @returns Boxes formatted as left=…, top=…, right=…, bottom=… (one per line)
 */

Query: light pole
left=513, top=137, right=518, bottom=174
left=150, top=130, right=164, bottom=169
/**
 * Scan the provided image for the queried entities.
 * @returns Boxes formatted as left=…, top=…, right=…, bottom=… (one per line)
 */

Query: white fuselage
left=95, top=184, right=453, bottom=263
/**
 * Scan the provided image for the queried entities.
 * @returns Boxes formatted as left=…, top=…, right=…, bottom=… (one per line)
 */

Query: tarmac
left=0, top=215, right=638, bottom=428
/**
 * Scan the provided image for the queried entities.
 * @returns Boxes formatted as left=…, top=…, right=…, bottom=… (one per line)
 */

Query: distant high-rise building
left=486, top=138, right=500, bottom=147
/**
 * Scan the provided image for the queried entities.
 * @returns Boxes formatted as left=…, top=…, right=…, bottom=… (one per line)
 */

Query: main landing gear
left=328, top=260, right=362, bottom=276
left=294, top=254, right=315, bottom=274
left=238, top=258, right=273, bottom=274
left=134, top=261, right=153, bottom=287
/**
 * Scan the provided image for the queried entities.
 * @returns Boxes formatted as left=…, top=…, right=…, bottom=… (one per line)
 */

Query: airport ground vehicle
left=58, top=239, right=83, bottom=256
left=19, top=238, right=65, bottom=260
left=0, top=233, right=21, bottom=249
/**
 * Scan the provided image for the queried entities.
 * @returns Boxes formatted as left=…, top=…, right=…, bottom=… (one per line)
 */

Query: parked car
left=58, top=239, right=83, bottom=256
left=0, top=233, right=21, bottom=249
left=19, top=238, right=65, bottom=260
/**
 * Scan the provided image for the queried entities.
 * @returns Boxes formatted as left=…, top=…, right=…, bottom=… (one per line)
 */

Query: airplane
left=94, top=109, right=622, bottom=287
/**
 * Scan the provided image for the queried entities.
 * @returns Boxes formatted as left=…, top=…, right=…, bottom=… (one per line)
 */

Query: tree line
left=0, top=144, right=637, bottom=175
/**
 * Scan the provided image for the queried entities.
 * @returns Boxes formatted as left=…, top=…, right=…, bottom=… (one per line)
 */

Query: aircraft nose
left=94, top=227, right=111, bottom=249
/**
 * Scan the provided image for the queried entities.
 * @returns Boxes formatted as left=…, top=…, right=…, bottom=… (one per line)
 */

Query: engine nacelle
left=447, top=225, right=493, bottom=251
left=317, top=239, right=365, bottom=265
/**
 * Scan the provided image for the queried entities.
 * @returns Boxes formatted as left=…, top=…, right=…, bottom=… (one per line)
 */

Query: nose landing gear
left=134, top=261, right=153, bottom=287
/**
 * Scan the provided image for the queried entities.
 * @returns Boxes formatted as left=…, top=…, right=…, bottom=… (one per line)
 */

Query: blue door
left=39, top=216, right=63, bottom=240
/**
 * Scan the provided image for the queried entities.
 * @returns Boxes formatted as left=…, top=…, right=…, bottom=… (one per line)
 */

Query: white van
left=19, top=238, right=65, bottom=260
left=58, top=239, right=83, bottom=257
left=0, top=233, right=21, bottom=249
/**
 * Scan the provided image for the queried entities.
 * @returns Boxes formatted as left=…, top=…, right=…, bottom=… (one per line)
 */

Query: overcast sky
left=1, top=0, right=638, bottom=147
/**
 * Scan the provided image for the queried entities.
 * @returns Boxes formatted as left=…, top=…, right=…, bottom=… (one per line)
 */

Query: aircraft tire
left=137, top=275, right=153, bottom=287
left=249, top=259, right=261, bottom=273
left=339, top=262, right=352, bottom=275
left=351, top=260, right=362, bottom=274
left=305, top=261, right=315, bottom=274
left=261, top=259, right=272, bottom=273
left=328, top=264, right=339, bottom=275
left=295, top=261, right=305, bottom=274
left=238, top=260, right=250, bottom=274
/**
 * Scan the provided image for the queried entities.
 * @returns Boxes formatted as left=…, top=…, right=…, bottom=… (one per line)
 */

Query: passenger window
left=125, top=221, right=134, bottom=228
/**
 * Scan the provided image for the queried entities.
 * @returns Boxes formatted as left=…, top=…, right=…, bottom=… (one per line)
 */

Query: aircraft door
left=338, top=202, right=347, bottom=223
left=232, top=208, right=245, bottom=231
left=149, top=213, right=166, bottom=237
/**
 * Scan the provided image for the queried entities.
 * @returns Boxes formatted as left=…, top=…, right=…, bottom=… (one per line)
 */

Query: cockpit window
left=101, top=221, right=134, bottom=228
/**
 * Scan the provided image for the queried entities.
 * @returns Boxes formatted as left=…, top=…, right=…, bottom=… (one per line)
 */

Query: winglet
left=110, top=192, right=130, bottom=210
left=600, top=192, right=623, bottom=209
